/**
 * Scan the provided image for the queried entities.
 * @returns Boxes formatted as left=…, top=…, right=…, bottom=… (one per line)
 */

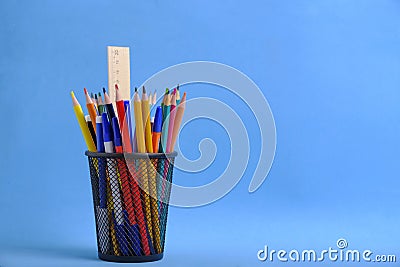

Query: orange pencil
left=84, top=88, right=98, bottom=133
left=170, top=92, right=186, bottom=151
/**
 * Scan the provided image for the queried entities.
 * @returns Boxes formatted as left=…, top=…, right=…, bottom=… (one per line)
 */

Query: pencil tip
left=70, top=91, right=75, bottom=97
left=135, top=87, right=138, bottom=93
left=83, top=88, right=87, bottom=94
left=115, top=84, right=119, bottom=90
left=103, top=87, right=106, bottom=94
left=90, top=92, right=94, bottom=98
left=98, top=92, right=101, bottom=96
left=95, top=94, right=98, bottom=99
left=177, top=84, right=180, bottom=90
left=142, top=86, right=146, bottom=94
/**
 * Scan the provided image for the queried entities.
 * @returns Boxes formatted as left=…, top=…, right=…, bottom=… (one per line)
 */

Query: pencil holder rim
left=84, top=150, right=178, bottom=159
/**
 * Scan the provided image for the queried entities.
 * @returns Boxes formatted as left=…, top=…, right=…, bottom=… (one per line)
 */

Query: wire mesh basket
left=85, top=151, right=177, bottom=263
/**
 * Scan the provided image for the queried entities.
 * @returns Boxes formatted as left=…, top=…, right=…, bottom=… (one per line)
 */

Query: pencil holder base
left=98, top=253, right=164, bottom=263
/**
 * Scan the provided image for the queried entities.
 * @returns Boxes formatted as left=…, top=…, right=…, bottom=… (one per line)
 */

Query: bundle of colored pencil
left=70, top=85, right=186, bottom=256
left=71, top=85, right=186, bottom=154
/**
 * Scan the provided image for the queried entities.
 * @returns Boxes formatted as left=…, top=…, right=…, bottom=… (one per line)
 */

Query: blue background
left=0, top=0, right=399, bottom=266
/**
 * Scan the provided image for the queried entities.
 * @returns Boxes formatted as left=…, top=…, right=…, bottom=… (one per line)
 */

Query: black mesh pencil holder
left=85, top=151, right=177, bottom=263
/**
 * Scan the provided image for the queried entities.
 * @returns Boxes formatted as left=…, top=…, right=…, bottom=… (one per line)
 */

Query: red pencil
left=115, top=84, right=153, bottom=255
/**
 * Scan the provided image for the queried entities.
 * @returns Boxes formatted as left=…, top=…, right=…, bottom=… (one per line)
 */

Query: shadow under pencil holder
left=85, top=151, right=177, bottom=263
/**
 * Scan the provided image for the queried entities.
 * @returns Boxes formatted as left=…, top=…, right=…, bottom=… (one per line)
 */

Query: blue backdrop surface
left=0, top=0, right=399, bottom=266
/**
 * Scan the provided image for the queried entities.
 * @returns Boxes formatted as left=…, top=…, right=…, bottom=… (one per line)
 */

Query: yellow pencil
left=141, top=86, right=153, bottom=153
left=142, top=87, right=162, bottom=252
left=107, top=176, right=120, bottom=255
left=133, top=88, right=154, bottom=245
left=149, top=158, right=161, bottom=253
left=134, top=88, right=146, bottom=153
left=71, top=91, right=96, bottom=152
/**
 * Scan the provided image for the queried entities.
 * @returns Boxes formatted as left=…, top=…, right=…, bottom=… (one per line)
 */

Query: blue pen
left=125, top=99, right=137, bottom=153
left=112, top=117, right=141, bottom=255
left=102, top=113, right=114, bottom=153
left=103, top=88, right=116, bottom=142
left=153, top=107, right=164, bottom=209
left=152, top=106, right=163, bottom=153
left=96, top=117, right=105, bottom=154
left=112, top=117, right=123, bottom=153
left=153, top=107, right=168, bottom=242
left=161, top=95, right=171, bottom=153
left=103, top=87, right=117, bottom=119
left=95, top=116, right=110, bottom=254
left=102, top=113, right=130, bottom=256
left=123, top=100, right=134, bottom=151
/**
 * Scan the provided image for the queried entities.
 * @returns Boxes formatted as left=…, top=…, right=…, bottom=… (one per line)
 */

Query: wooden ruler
left=107, top=46, right=131, bottom=101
